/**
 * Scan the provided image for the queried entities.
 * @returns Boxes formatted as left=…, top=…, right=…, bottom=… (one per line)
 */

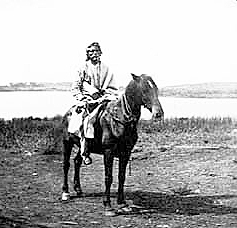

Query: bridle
left=121, top=94, right=136, bottom=122
left=108, top=77, right=158, bottom=125
left=108, top=94, right=138, bottom=126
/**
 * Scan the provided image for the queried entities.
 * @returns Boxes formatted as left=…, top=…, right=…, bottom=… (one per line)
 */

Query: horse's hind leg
left=62, top=138, right=73, bottom=200
left=103, top=150, right=116, bottom=216
left=74, top=151, right=83, bottom=196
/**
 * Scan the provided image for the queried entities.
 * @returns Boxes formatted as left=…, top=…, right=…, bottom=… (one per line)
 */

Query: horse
left=61, top=73, right=164, bottom=216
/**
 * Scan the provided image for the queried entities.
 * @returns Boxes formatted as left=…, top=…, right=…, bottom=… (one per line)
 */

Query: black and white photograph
left=0, top=0, right=237, bottom=227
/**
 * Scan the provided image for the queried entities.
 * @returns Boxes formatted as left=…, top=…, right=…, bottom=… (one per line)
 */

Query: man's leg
left=80, top=116, right=94, bottom=165
left=80, top=137, right=93, bottom=165
left=80, top=104, right=102, bottom=165
left=67, top=106, right=93, bottom=165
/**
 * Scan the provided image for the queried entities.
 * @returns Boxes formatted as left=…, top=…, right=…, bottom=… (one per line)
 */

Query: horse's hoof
left=104, top=208, right=117, bottom=217
left=76, top=190, right=84, bottom=197
left=74, top=187, right=83, bottom=196
left=117, top=204, right=132, bottom=214
left=62, top=192, right=70, bottom=201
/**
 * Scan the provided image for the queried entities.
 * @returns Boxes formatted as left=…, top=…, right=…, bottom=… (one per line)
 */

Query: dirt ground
left=1, top=130, right=237, bottom=228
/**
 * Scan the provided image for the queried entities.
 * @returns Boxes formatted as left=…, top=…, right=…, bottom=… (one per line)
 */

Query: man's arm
left=71, top=66, right=100, bottom=103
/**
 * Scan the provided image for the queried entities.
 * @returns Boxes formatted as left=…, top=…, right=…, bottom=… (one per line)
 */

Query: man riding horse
left=68, top=42, right=119, bottom=165
left=62, top=42, right=164, bottom=216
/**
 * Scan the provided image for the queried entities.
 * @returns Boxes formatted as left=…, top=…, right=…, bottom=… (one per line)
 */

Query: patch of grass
left=139, top=117, right=235, bottom=134
left=0, top=116, right=63, bottom=153
left=0, top=116, right=236, bottom=154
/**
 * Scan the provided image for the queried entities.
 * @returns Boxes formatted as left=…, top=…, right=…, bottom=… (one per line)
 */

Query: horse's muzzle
left=151, top=101, right=164, bottom=122
left=152, top=105, right=164, bottom=120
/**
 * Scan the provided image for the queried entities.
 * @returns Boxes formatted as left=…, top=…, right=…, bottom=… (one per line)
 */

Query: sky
left=0, top=0, right=237, bottom=87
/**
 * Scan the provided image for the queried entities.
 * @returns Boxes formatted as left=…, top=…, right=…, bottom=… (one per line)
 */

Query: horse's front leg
left=103, top=149, right=115, bottom=216
left=62, top=138, right=73, bottom=201
left=117, top=152, right=133, bottom=216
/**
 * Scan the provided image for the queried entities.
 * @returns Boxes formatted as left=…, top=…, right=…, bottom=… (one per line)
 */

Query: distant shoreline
left=0, top=89, right=69, bottom=92
left=1, top=81, right=237, bottom=99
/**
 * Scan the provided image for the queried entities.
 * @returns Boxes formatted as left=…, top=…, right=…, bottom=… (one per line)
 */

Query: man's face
left=87, top=46, right=101, bottom=63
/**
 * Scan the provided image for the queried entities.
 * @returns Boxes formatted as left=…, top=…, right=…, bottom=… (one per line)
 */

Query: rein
left=121, top=94, right=135, bottom=122
left=108, top=93, right=138, bottom=126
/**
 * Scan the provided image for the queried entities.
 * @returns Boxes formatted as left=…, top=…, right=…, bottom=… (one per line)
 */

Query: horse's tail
left=44, top=113, right=69, bottom=155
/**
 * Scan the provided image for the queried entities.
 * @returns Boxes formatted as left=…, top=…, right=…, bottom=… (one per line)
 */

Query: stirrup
left=83, top=157, right=92, bottom=165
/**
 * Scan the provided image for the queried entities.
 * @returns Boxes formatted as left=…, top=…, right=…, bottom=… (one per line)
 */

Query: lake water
left=1, top=91, right=237, bottom=120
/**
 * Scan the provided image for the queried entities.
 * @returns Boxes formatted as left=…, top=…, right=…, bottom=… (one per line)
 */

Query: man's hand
left=91, top=92, right=101, bottom=100
left=91, top=89, right=106, bottom=100
left=99, top=89, right=106, bottom=95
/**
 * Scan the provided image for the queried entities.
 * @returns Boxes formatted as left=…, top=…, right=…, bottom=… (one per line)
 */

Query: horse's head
left=130, top=73, right=164, bottom=121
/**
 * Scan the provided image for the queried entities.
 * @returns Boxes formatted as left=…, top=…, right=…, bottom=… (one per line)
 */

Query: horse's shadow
left=125, top=190, right=237, bottom=215
left=71, top=190, right=237, bottom=216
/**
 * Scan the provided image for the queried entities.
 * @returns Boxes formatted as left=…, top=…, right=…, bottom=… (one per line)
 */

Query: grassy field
left=0, top=116, right=236, bottom=152
left=1, top=116, right=237, bottom=227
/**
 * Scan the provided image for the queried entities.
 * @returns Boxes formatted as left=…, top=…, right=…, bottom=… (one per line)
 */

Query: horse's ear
left=131, top=73, right=141, bottom=82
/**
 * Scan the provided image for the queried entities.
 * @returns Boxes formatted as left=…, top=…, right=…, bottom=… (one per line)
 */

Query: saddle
left=69, top=98, right=135, bottom=139
left=97, top=99, right=135, bottom=138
